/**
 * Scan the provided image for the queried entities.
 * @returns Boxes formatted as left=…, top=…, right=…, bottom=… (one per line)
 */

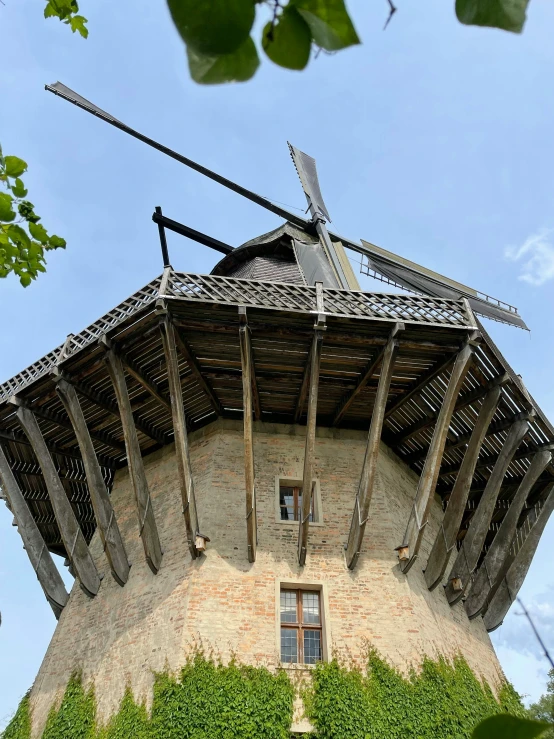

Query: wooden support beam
left=345, top=326, right=402, bottom=569
left=484, top=485, right=554, bottom=632
left=424, top=384, right=503, bottom=590
left=294, top=347, right=312, bottom=424
left=172, top=324, right=224, bottom=418
left=28, top=403, right=126, bottom=453
left=444, top=418, right=530, bottom=605
left=55, top=378, right=131, bottom=586
left=298, top=312, right=326, bottom=566
left=159, top=316, right=199, bottom=560
left=333, top=322, right=404, bottom=427
left=119, top=353, right=172, bottom=412
left=14, top=403, right=101, bottom=597
left=239, top=307, right=257, bottom=562
left=465, top=450, right=552, bottom=619
left=398, top=338, right=477, bottom=573
left=104, top=348, right=163, bottom=574
left=0, top=443, right=69, bottom=618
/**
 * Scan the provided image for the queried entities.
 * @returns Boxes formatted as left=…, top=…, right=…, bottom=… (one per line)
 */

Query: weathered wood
left=298, top=314, right=325, bottom=566
left=28, top=402, right=125, bottom=453
left=159, top=316, right=199, bottom=559
left=14, top=403, right=101, bottom=597
left=172, top=325, right=224, bottom=418
left=294, top=348, right=312, bottom=424
left=399, top=340, right=476, bottom=573
left=239, top=307, right=257, bottom=562
left=104, top=348, right=163, bottom=573
left=424, top=384, right=503, bottom=590
left=0, top=443, right=69, bottom=617
left=444, top=418, right=530, bottom=605
left=465, top=450, right=551, bottom=619
left=56, top=378, right=131, bottom=585
left=120, top=354, right=172, bottom=412
left=484, top=484, right=554, bottom=631
left=346, top=327, right=401, bottom=569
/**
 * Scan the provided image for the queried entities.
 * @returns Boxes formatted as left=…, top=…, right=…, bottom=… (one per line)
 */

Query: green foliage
left=98, top=689, right=149, bottom=739
left=263, top=7, right=312, bottom=70
left=1, top=693, right=31, bottom=739
left=529, top=668, right=554, bottom=739
left=306, top=648, right=526, bottom=739
left=473, top=714, right=550, bottom=739
left=42, top=674, right=96, bottom=739
left=456, top=0, right=529, bottom=33
left=43, top=0, right=88, bottom=38
left=0, top=145, right=66, bottom=287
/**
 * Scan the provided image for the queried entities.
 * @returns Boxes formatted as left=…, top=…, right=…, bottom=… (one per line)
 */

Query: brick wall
left=29, top=419, right=504, bottom=735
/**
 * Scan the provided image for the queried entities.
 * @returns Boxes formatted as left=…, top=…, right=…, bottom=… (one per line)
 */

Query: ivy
left=305, top=648, right=527, bottom=739
left=41, top=674, right=96, bottom=739
left=0, top=146, right=66, bottom=287
left=1, top=693, right=31, bottom=739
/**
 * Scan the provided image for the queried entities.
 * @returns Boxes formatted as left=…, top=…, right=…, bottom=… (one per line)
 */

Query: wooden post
left=345, top=325, right=403, bottom=569
left=0, top=443, right=69, bottom=618
left=14, top=403, right=101, bottom=597
left=398, top=339, right=477, bottom=573
left=239, top=307, right=257, bottom=562
left=424, top=384, right=503, bottom=590
left=465, top=449, right=551, bottom=619
left=159, top=315, right=199, bottom=559
left=55, top=378, right=131, bottom=585
left=484, top=484, right=554, bottom=632
left=444, top=417, right=530, bottom=605
left=104, top=346, right=163, bottom=574
left=297, top=311, right=326, bottom=566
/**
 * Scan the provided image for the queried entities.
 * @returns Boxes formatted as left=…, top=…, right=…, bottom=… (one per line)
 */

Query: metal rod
left=155, top=207, right=171, bottom=267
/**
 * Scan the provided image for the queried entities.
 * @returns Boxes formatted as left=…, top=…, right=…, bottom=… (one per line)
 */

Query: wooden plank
left=28, top=403, right=125, bottom=453
left=298, top=314, right=325, bottom=565
left=239, top=307, right=257, bottom=562
left=104, top=347, right=163, bottom=573
left=444, top=417, right=530, bottom=605
left=172, top=324, right=224, bottom=417
left=119, top=353, right=172, bottom=412
left=333, top=342, right=389, bottom=427
left=56, top=378, right=131, bottom=585
left=346, top=328, right=401, bottom=569
left=398, top=339, right=477, bottom=573
left=484, top=485, right=554, bottom=632
left=14, top=402, right=101, bottom=597
left=465, top=449, right=551, bottom=619
left=0, top=443, right=69, bottom=617
left=424, top=384, right=503, bottom=590
left=159, top=316, right=199, bottom=559
left=293, top=347, right=312, bottom=424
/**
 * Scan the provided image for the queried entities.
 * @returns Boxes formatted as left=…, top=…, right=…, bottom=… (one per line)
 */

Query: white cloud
left=505, top=229, right=554, bottom=286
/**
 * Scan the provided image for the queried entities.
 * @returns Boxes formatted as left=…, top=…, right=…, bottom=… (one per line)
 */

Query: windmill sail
left=288, top=144, right=332, bottom=222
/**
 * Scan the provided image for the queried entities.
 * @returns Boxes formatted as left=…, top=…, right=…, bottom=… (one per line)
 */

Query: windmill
left=45, top=81, right=527, bottom=331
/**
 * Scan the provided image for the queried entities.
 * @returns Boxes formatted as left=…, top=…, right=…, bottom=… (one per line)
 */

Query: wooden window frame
left=275, top=477, right=323, bottom=526
left=280, top=588, right=323, bottom=665
left=279, top=485, right=315, bottom=523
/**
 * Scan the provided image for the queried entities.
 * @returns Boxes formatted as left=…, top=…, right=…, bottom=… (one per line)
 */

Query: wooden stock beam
left=239, top=307, right=257, bottom=562
left=484, top=485, right=554, bottom=632
left=298, top=313, right=325, bottom=566
left=14, top=402, right=101, bottom=597
left=172, top=325, right=224, bottom=418
left=0, top=443, right=69, bottom=618
left=345, top=325, right=402, bottom=569
left=424, top=384, right=503, bottom=590
left=444, top=418, right=530, bottom=605
left=398, top=338, right=477, bottom=573
left=56, top=378, right=131, bottom=585
left=104, top=347, right=163, bottom=574
left=465, top=450, right=552, bottom=619
left=159, top=315, right=199, bottom=559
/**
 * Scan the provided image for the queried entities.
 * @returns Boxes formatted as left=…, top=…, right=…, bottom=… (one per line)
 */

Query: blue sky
left=2, top=0, right=554, bottom=725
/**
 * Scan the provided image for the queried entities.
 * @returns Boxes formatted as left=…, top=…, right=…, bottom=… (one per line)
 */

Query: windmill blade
left=288, top=143, right=332, bottom=222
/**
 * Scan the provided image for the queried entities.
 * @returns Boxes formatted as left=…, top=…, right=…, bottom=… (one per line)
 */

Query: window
left=280, top=589, right=322, bottom=664
left=279, top=485, right=314, bottom=522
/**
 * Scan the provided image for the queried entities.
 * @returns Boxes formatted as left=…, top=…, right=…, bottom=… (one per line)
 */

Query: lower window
left=280, top=588, right=322, bottom=664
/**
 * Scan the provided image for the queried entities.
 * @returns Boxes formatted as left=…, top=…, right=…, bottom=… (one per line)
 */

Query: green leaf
left=3, top=156, right=28, bottom=178
left=187, top=36, right=259, bottom=84
left=294, top=0, right=360, bottom=51
left=20, top=273, right=32, bottom=287
left=263, top=7, right=312, bottom=70
left=456, top=0, right=529, bottom=32
left=472, top=715, right=551, bottom=739
left=70, top=15, right=89, bottom=37
left=48, top=234, right=67, bottom=249
left=29, top=222, right=49, bottom=244
left=11, top=178, right=28, bottom=198
left=7, top=224, right=31, bottom=249
left=0, top=193, right=16, bottom=222
left=44, top=2, right=58, bottom=18
left=167, top=0, right=256, bottom=55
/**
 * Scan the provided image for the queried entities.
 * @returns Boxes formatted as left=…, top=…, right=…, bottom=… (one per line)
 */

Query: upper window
left=279, top=485, right=314, bottom=522
left=280, top=589, right=322, bottom=665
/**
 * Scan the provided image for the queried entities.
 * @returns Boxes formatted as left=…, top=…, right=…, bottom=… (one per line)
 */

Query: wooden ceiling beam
left=119, top=353, right=172, bottom=413
left=444, top=418, right=530, bottom=605
left=239, top=307, right=257, bottom=563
